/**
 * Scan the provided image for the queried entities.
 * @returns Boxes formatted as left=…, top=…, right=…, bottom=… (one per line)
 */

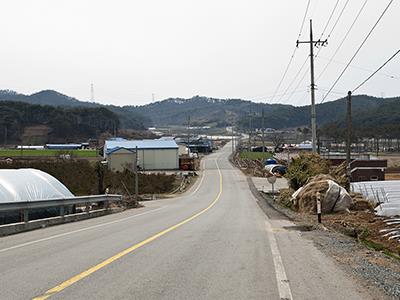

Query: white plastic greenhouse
left=0, top=169, right=74, bottom=203
left=351, top=180, right=400, bottom=217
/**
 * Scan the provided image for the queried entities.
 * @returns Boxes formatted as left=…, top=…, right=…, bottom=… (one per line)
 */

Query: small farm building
left=104, top=139, right=179, bottom=171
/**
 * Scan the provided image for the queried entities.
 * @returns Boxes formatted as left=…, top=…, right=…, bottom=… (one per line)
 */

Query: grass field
left=239, top=151, right=273, bottom=160
left=0, top=149, right=98, bottom=158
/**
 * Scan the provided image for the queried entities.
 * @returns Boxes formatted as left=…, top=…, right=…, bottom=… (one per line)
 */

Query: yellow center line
left=33, top=159, right=223, bottom=300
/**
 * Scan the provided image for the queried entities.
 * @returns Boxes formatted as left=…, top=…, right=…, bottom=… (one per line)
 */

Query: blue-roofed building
left=104, top=138, right=179, bottom=171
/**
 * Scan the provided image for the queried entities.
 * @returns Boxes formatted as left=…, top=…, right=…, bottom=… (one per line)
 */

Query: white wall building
left=104, top=139, right=179, bottom=171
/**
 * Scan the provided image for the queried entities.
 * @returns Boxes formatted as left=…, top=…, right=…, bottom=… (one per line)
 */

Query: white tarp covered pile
left=0, top=169, right=74, bottom=203
left=292, top=177, right=353, bottom=214
left=352, top=180, right=400, bottom=217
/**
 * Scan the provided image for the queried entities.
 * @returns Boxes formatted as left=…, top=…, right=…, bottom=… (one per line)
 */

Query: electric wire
left=317, top=55, right=400, bottom=80
left=282, top=0, right=347, bottom=105
left=317, top=0, right=368, bottom=82
left=269, top=0, right=311, bottom=103
left=352, top=49, right=400, bottom=93
left=276, top=56, right=309, bottom=103
left=326, top=0, right=351, bottom=39
left=319, top=0, right=340, bottom=40
left=321, top=0, right=394, bottom=103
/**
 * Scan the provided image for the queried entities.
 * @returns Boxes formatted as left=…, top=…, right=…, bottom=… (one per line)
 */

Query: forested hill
left=0, top=101, right=120, bottom=144
left=130, top=95, right=398, bottom=130
left=2, top=90, right=399, bottom=137
left=0, top=90, right=149, bottom=130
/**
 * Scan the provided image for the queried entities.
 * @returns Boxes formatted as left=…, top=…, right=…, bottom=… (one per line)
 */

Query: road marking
left=0, top=207, right=165, bottom=254
left=185, top=159, right=206, bottom=196
left=1, top=159, right=209, bottom=254
left=265, top=221, right=294, bottom=300
left=32, top=159, right=223, bottom=300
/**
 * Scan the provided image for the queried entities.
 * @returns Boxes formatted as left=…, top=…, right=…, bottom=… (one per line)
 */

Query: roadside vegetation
left=0, top=159, right=179, bottom=196
left=274, top=152, right=400, bottom=258
left=0, top=149, right=98, bottom=158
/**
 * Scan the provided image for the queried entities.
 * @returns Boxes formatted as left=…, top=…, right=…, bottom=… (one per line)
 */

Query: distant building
left=327, top=158, right=387, bottom=182
left=107, top=148, right=136, bottom=172
left=46, top=144, right=86, bottom=150
left=104, top=138, right=179, bottom=170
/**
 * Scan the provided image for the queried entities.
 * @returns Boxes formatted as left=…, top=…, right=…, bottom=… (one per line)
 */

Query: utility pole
left=346, top=91, right=352, bottom=191
left=187, top=115, right=191, bottom=145
left=262, top=108, right=265, bottom=153
left=297, top=20, right=328, bottom=153
left=134, top=146, right=139, bottom=201
left=90, top=83, right=94, bottom=101
left=231, top=124, right=234, bottom=154
left=248, top=112, right=252, bottom=152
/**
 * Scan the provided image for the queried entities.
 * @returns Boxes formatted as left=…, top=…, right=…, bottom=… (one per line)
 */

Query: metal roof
left=105, top=139, right=178, bottom=154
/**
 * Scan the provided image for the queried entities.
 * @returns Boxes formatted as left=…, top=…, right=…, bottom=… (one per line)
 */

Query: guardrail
left=0, top=194, right=122, bottom=223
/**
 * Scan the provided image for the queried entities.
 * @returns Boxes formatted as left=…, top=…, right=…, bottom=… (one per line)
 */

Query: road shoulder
left=247, top=176, right=400, bottom=300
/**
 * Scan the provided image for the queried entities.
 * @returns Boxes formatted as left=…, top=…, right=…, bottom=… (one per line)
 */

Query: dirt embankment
left=277, top=152, right=400, bottom=257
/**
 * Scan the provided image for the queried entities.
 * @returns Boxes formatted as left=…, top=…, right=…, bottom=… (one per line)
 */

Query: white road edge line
left=0, top=159, right=209, bottom=254
left=0, top=207, right=165, bottom=254
left=265, top=220, right=294, bottom=300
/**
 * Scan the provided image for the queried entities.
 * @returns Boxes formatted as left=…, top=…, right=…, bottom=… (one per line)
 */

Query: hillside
left=0, top=101, right=120, bottom=144
left=0, top=90, right=149, bottom=130
left=1, top=90, right=399, bottom=137
left=129, top=95, right=394, bottom=130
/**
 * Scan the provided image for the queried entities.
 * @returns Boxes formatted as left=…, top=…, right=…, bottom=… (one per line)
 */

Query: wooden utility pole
left=248, top=112, right=252, bottom=151
left=346, top=91, right=352, bottom=190
left=231, top=124, right=234, bottom=154
left=135, top=146, right=139, bottom=200
left=262, top=108, right=265, bottom=153
left=187, top=115, right=191, bottom=145
left=297, top=20, right=328, bottom=153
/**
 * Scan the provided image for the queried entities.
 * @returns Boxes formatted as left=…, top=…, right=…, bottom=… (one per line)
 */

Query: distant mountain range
left=0, top=90, right=149, bottom=130
left=0, top=90, right=399, bottom=139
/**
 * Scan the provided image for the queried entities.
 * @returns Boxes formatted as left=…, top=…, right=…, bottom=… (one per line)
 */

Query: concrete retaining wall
left=0, top=208, right=123, bottom=237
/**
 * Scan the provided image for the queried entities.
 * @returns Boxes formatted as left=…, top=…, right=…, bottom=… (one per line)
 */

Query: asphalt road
left=0, top=144, right=373, bottom=300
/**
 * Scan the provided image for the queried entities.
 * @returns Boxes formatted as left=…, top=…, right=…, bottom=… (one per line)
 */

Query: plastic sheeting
left=0, top=169, right=74, bottom=203
left=352, top=180, right=400, bottom=217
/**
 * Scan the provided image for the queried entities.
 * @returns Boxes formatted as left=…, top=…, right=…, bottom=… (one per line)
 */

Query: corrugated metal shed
left=105, top=139, right=178, bottom=154
left=104, top=139, right=179, bottom=170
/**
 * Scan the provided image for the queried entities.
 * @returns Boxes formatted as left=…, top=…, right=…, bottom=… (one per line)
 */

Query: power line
left=298, top=0, right=312, bottom=39
left=285, top=63, right=310, bottom=103
left=317, top=54, right=400, bottom=80
left=250, top=89, right=308, bottom=102
left=317, top=0, right=368, bottom=82
left=280, top=1, right=344, bottom=105
left=352, top=49, right=400, bottom=93
left=319, top=0, right=340, bottom=39
left=321, top=0, right=394, bottom=103
left=269, top=0, right=311, bottom=103
left=276, top=56, right=309, bottom=103
left=326, top=0, right=351, bottom=39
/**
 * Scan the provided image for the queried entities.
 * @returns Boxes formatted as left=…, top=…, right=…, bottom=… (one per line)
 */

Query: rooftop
left=105, top=138, right=178, bottom=154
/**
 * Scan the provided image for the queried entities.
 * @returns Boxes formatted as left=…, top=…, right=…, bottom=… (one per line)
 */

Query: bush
left=286, top=152, right=330, bottom=190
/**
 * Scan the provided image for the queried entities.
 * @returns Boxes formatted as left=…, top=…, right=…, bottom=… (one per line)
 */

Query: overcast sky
left=0, top=0, right=399, bottom=106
